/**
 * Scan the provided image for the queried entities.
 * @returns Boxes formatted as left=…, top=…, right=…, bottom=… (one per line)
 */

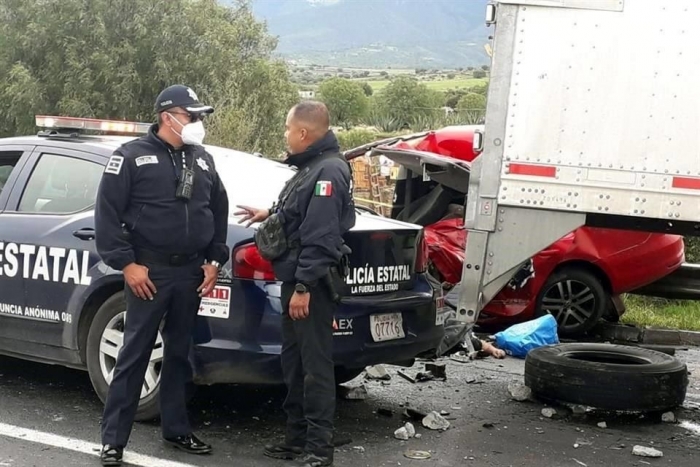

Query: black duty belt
left=135, top=248, right=202, bottom=267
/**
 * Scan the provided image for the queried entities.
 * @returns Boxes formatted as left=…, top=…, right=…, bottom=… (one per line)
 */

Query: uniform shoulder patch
left=314, top=180, right=333, bottom=197
left=105, top=155, right=124, bottom=175
left=135, top=155, right=159, bottom=167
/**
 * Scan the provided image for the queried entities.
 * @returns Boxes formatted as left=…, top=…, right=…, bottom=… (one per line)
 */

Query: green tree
left=0, top=0, right=298, bottom=156
left=457, top=93, right=487, bottom=111
left=473, top=70, right=487, bottom=79
left=318, top=77, right=369, bottom=128
left=375, top=76, right=443, bottom=128
left=361, top=82, right=373, bottom=97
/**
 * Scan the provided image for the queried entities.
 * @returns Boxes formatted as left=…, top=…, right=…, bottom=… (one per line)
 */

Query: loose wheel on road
left=524, top=343, right=688, bottom=412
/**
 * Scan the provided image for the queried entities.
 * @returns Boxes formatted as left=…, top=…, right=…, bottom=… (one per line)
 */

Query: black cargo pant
left=101, top=255, right=204, bottom=447
left=280, top=281, right=337, bottom=458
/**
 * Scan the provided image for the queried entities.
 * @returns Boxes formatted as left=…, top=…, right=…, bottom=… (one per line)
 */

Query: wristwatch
left=208, top=260, right=222, bottom=270
left=295, top=283, right=309, bottom=294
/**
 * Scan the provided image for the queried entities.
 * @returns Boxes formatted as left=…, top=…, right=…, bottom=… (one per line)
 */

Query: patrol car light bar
left=35, top=115, right=150, bottom=135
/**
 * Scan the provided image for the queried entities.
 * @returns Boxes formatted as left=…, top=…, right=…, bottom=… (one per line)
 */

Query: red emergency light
left=35, top=115, right=150, bottom=135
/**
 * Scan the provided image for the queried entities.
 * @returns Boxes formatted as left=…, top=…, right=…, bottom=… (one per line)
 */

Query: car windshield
left=204, top=145, right=294, bottom=216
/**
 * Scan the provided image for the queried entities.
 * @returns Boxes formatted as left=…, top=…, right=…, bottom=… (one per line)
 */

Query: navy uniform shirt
left=94, top=124, right=229, bottom=270
left=271, top=130, right=356, bottom=284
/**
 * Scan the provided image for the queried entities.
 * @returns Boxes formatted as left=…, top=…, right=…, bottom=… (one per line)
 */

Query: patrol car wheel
left=86, top=292, right=164, bottom=422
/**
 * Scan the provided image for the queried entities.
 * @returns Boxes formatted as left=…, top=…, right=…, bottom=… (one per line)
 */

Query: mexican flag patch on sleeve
left=315, top=180, right=333, bottom=197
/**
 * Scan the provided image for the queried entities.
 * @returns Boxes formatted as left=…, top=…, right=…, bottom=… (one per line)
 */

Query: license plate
left=370, top=313, right=405, bottom=342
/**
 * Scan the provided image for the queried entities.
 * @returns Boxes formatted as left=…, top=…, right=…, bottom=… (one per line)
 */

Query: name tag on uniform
left=135, top=155, right=159, bottom=167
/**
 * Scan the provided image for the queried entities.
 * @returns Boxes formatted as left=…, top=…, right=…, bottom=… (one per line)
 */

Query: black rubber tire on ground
left=535, top=267, right=608, bottom=337
left=524, top=343, right=688, bottom=412
left=334, top=367, right=365, bottom=385
left=85, top=292, right=195, bottom=422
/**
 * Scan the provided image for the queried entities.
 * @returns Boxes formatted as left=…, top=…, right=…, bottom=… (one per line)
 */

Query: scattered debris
left=425, top=363, right=447, bottom=380
left=352, top=446, right=365, bottom=454
left=52, top=415, right=64, bottom=422
left=662, top=412, right=676, bottom=423
left=632, top=446, right=663, bottom=458
left=573, top=443, right=580, bottom=449
left=415, top=433, right=422, bottom=439
left=465, top=375, right=480, bottom=384
left=451, top=406, right=462, bottom=411
left=569, top=405, right=588, bottom=415
left=366, top=365, right=391, bottom=381
left=340, top=385, right=368, bottom=400
left=404, top=450, right=432, bottom=460
left=416, top=371, right=435, bottom=382
left=508, top=382, right=532, bottom=402
left=482, top=422, right=495, bottom=429
left=597, top=422, right=607, bottom=429
left=394, top=426, right=411, bottom=440
left=377, top=408, right=393, bottom=417
left=423, top=411, right=450, bottom=431
left=450, top=351, right=472, bottom=363
left=572, top=459, right=587, bottom=467
left=397, top=370, right=417, bottom=384
left=394, top=422, right=417, bottom=440
left=541, top=408, right=557, bottom=419
left=405, top=422, right=416, bottom=438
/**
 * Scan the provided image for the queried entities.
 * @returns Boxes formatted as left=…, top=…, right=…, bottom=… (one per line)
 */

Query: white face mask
left=168, top=113, right=206, bottom=145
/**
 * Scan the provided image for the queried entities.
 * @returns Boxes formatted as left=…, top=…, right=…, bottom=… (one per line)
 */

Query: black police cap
left=154, top=85, right=214, bottom=115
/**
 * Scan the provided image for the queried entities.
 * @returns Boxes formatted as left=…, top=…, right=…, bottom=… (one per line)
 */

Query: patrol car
left=0, top=116, right=444, bottom=420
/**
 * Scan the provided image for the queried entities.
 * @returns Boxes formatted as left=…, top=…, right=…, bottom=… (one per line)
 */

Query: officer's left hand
left=198, top=264, right=219, bottom=297
left=289, top=292, right=310, bottom=320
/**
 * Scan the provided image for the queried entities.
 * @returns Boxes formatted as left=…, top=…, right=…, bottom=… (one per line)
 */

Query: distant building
left=298, top=90, right=316, bottom=99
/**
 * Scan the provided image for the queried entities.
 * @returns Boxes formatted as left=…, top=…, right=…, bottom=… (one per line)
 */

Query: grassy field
left=621, top=295, right=700, bottom=331
left=364, top=77, right=488, bottom=92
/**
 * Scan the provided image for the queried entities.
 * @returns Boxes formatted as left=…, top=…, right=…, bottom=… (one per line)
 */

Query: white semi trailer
left=457, top=0, right=700, bottom=332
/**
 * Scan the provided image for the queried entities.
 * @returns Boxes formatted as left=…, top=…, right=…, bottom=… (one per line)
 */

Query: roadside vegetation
left=622, top=295, right=700, bottom=332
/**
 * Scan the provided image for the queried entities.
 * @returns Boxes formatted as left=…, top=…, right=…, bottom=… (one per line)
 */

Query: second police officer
left=94, top=85, right=229, bottom=466
left=236, top=101, right=356, bottom=467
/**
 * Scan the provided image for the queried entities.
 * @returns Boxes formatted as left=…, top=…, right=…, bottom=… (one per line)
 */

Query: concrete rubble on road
left=366, top=365, right=391, bottom=381
left=661, top=412, right=676, bottom=423
left=340, top=385, right=368, bottom=400
left=541, top=408, right=557, bottom=418
left=394, top=422, right=416, bottom=440
left=422, top=411, right=450, bottom=431
left=352, top=446, right=365, bottom=453
left=597, top=422, right=607, bottom=429
left=632, top=445, right=664, bottom=458
left=508, top=382, right=532, bottom=402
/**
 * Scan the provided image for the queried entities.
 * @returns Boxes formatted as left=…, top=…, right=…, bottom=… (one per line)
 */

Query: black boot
left=263, top=442, right=304, bottom=460
left=99, top=445, right=123, bottom=466
left=295, top=453, right=333, bottom=467
left=163, top=433, right=212, bottom=454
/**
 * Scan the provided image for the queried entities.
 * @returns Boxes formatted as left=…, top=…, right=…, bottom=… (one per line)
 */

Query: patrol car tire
left=86, top=292, right=170, bottom=422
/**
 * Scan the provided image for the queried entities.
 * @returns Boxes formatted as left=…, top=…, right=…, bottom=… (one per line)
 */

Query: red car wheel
left=535, top=268, right=608, bottom=336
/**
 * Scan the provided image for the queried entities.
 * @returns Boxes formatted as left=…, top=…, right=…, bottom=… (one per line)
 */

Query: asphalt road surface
left=1, top=346, right=699, bottom=467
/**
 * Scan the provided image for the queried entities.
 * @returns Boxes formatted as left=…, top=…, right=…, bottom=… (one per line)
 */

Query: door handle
left=73, top=228, right=96, bottom=241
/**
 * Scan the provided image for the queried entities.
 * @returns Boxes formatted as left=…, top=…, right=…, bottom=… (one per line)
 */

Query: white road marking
left=0, top=422, right=199, bottom=467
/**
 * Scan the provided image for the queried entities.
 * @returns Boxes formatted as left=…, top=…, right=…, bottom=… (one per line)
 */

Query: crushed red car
left=345, top=126, right=685, bottom=336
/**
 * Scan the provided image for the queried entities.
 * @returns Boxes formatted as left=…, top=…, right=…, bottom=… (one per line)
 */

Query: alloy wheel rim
left=98, top=311, right=164, bottom=399
left=541, top=279, right=597, bottom=330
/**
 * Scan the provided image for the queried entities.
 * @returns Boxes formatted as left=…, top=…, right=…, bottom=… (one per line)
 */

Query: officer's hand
left=123, top=263, right=157, bottom=300
left=289, top=292, right=310, bottom=320
left=234, top=205, right=269, bottom=227
left=198, top=264, right=219, bottom=297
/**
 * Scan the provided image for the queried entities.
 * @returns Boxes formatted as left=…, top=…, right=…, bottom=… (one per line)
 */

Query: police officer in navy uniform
left=236, top=101, right=356, bottom=467
left=94, top=85, right=229, bottom=466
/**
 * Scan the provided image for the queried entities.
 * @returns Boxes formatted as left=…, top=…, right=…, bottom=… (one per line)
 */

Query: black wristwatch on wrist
left=294, top=282, right=309, bottom=294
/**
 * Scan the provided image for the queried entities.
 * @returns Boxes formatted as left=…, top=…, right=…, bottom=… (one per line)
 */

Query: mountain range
left=243, top=0, right=491, bottom=69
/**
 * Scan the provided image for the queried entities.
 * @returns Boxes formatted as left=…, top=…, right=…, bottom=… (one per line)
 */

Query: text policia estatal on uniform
left=0, top=242, right=91, bottom=285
